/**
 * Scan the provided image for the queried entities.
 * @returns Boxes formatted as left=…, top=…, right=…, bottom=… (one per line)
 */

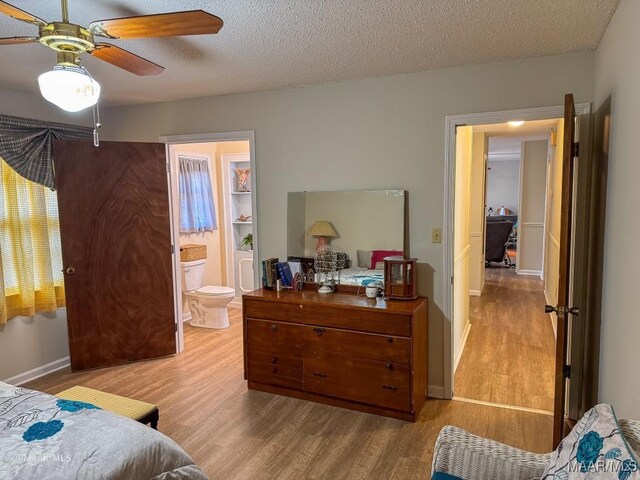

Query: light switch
left=432, top=227, right=442, bottom=243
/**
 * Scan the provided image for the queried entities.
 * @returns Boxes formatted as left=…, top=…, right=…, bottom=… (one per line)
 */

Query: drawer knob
left=272, top=367, right=278, bottom=374
left=386, top=337, right=394, bottom=343
left=313, top=327, right=326, bottom=336
left=313, top=372, right=327, bottom=378
left=271, top=356, right=278, bottom=364
left=271, top=324, right=278, bottom=333
left=382, top=384, right=398, bottom=392
left=386, top=362, right=393, bottom=370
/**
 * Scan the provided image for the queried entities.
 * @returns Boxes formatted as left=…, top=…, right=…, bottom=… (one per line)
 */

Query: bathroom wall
left=172, top=142, right=225, bottom=288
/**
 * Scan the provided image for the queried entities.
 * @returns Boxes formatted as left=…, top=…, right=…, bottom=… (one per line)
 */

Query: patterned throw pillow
left=542, top=404, right=640, bottom=479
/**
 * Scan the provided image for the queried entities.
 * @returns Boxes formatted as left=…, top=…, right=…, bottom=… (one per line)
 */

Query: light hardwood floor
left=27, top=308, right=553, bottom=479
left=454, top=268, right=556, bottom=412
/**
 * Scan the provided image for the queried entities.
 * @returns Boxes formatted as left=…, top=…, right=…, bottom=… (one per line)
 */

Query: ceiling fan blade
left=90, top=43, right=164, bottom=76
left=0, top=1, right=46, bottom=26
left=89, top=10, right=223, bottom=39
left=0, top=36, right=38, bottom=45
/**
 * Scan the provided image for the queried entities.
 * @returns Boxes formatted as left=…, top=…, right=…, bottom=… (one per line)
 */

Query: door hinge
left=175, top=323, right=178, bottom=332
left=564, top=365, right=571, bottom=379
left=171, top=244, right=174, bottom=255
left=166, top=160, right=170, bottom=173
left=572, top=141, right=579, bottom=158
left=451, top=276, right=454, bottom=285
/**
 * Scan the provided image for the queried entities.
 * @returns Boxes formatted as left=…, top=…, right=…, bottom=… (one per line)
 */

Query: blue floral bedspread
left=0, top=381, right=208, bottom=480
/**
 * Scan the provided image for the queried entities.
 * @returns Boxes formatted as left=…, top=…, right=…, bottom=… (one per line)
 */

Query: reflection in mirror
left=287, top=190, right=406, bottom=285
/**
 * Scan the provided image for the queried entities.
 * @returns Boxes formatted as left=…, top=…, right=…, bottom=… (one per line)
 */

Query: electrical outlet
left=432, top=227, right=442, bottom=243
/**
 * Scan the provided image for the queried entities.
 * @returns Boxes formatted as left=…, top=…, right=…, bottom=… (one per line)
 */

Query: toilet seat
left=195, top=285, right=235, bottom=296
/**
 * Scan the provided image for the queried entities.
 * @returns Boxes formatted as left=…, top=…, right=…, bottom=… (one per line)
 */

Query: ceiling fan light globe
left=38, top=65, right=100, bottom=112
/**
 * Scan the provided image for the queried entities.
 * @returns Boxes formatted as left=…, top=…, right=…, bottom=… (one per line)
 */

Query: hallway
left=454, top=268, right=556, bottom=412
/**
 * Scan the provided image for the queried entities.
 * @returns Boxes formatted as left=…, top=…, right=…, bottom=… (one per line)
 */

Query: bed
left=0, top=381, right=208, bottom=480
left=337, top=267, right=384, bottom=286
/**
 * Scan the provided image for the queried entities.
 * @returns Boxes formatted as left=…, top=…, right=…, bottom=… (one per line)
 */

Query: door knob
left=65, top=267, right=76, bottom=275
left=545, top=305, right=580, bottom=317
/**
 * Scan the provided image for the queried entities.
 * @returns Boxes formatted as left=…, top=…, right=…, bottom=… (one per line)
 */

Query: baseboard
left=469, top=289, right=481, bottom=297
left=182, top=311, right=192, bottom=322
left=516, top=269, right=542, bottom=277
left=454, top=321, right=472, bottom=373
left=229, top=298, right=242, bottom=308
left=3, top=356, right=70, bottom=386
left=428, top=385, right=445, bottom=399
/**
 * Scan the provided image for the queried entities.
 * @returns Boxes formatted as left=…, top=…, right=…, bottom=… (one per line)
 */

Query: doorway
left=443, top=104, right=590, bottom=398
left=451, top=119, right=562, bottom=413
left=161, top=132, right=258, bottom=353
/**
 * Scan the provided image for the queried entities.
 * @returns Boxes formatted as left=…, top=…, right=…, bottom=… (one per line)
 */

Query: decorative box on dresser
left=242, top=289, right=428, bottom=421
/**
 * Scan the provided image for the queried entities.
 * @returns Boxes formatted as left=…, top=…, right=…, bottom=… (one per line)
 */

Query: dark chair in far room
left=485, top=221, right=513, bottom=266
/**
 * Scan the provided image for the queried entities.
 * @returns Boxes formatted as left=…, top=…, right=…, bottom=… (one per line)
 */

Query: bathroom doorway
left=161, top=132, right=258, bottom=353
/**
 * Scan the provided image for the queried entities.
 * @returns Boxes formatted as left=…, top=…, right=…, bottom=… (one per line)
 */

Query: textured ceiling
left=0, top=0, right=620, bottom=106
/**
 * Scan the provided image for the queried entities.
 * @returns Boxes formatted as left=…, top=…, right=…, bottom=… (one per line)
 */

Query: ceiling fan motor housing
left=38, top=22, right=94, bottom=54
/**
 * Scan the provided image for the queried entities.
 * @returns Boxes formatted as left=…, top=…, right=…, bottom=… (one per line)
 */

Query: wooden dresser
left=242, top=289, right=428, bottom=421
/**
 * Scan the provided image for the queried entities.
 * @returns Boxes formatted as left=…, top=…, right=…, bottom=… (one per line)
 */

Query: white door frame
left=159, top=131, right=258, bottom=353
left=443, top=104, right=589, bottom=399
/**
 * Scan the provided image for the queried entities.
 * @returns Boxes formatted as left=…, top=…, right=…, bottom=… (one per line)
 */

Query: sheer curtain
left=178, top=156, right=217, bottom=233
left=0, top=158, right=64, bottom=324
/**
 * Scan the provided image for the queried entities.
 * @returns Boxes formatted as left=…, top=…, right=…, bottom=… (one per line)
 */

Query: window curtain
left=0, top=113, right=92, bottom=189
left=178, top=156, right=217, bottom=233
left=0, top=158, right=64, bottom=324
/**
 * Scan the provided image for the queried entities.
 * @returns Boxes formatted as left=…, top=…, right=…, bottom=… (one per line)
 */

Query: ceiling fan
left=0, top=0, right=223, bottom=111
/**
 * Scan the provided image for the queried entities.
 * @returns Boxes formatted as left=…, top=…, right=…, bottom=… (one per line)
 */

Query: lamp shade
left=309, top=220, right=337, bottom=238
left=38, top=65, right=101, bottom=112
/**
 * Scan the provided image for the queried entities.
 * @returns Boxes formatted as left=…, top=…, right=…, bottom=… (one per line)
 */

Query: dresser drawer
left=247, top=351, right=302, bottom=369
left=245, top=300, right=304, bottom=323
left=301, top=304, right=411, bottom=336
left=248, top=362, right=302, bottom=390
left=247, top=318, right=303, bottom=356
left=303, top=352, right=411, bottom=412
left=303, top=326, right=411, bottom=364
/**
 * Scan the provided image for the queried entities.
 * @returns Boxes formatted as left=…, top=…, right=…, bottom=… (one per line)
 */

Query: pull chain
left=92, top=101, right=101, bottom=147
left=82, top=64, right=102, bottom=147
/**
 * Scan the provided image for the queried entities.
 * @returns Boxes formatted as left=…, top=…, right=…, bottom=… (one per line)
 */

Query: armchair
left=431, top=419, right=640, bottom=479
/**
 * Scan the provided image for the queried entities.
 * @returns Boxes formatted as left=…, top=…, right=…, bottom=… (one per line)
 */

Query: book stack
left=261, top=257, right=279, bottom=289
left=276, top=262, right=293, bottom=287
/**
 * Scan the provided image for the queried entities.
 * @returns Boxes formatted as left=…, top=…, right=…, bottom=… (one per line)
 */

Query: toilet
left=181, top=259, right=235, bottom=329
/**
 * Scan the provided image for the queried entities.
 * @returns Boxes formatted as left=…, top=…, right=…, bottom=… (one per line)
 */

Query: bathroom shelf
left=222, top=152, right=255, bottom=299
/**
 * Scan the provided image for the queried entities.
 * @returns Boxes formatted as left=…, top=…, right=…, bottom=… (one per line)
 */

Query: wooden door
left=549, top=94, right=580, bottom=447
left=53, top=140, right=176, bottom=371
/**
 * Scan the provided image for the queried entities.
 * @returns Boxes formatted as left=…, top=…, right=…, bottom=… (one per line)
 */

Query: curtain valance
left=0, top=114, right=92, bottom=189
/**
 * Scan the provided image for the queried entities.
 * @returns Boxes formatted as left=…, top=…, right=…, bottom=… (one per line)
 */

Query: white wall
left=88, top=52, right=593, bottom=392
left=453, top=126, right=472, bottom=370
left=469, top=132, right=486, bottom=295
left=518, top=140, right=548, bottom=274
left=486, top=159, right=520, bottom=214
left=0, top=88, right=96, bottom=383
left=593, top=0, right=640, bottom=419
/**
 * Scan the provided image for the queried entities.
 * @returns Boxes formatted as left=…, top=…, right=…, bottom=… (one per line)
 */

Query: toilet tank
left=181, top=259, right=206, bottom=292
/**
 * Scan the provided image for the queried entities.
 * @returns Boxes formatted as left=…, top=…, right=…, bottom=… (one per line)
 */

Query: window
left=178, top=155, right=217, bottom=233
left=0, top=158, right=64, bottom=323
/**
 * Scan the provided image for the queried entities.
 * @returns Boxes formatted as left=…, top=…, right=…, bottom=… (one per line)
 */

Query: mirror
left=287, top=190, right=407, bottom=285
